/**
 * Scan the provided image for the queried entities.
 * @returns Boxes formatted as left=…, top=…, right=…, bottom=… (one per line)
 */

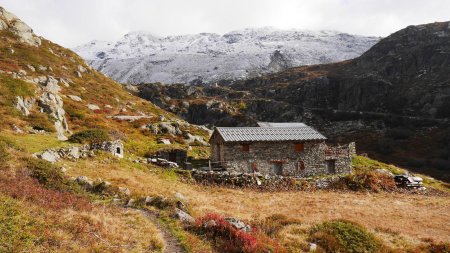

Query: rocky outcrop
left=38, top=92, right=69, bottom=140
left=0, top=7, right=41, bottom=46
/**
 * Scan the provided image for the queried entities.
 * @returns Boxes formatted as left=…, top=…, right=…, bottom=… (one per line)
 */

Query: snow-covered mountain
left=74, top=27, right=379, bottom=84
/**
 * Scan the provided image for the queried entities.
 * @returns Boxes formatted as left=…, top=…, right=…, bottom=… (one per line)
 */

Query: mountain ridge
left=74, top=27, right=379, bottom=84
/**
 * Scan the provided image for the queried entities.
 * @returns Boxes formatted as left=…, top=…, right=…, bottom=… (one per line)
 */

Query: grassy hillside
left=0, top=9, right=449, bottom=253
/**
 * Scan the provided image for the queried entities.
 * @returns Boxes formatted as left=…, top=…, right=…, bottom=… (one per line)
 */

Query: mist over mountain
left=74, top=27, right=379, bottom=84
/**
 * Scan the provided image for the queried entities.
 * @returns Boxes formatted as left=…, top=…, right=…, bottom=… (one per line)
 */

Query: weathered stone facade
left=210, top=135, right=355, bottom=177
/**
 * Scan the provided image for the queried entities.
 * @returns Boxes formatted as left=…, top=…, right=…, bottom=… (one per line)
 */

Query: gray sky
left=1, top=0, right=449, bottom=47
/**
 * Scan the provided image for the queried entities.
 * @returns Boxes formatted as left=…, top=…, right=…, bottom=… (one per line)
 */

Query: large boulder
left=0, top=7, right=41, bottom=46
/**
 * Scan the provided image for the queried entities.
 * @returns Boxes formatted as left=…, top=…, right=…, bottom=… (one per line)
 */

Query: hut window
left=116, top=147, right=121, bottom=154
left=295, top=143, right=304, bottom=152
left=242, top=144, right=250, bottom=152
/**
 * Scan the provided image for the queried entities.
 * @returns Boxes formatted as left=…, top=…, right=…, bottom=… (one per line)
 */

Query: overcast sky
left=1, top=0, right=449, bottom=47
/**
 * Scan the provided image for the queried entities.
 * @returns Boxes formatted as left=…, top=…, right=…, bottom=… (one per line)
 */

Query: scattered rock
left=184, top=133, right=208, bottom=146
left=126, top=198, right=135, bottom=207
left=12, top=124, right=23, bottom=133
left=36, top=150, right=60, bottom=163
left=118, top=187, right=131, bottom=196
left=309, top=243, right=317, bottom=252
left=26, top=65, right=35, bottom=72
left=224, top=217, right=252, bottom=232
left=75, top=176, right=94, bottom=189
left=157, top=138, right=171, bottom=145
left=75, top=71, right=82, bottom=78
left=174, top=208, right=195, bottom=224
left=143, top=196, right=154, bottom=205
left=87, top=104, right=100, bottom=110
left=174, top=192, right=187, bottom=202
left=77, top=65, right=87, bottom=73
left=68, top=95, right=82, bottom=102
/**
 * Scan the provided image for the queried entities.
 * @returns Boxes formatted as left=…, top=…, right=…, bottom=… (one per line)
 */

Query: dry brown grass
left=64, top=157, right=450, bottom=248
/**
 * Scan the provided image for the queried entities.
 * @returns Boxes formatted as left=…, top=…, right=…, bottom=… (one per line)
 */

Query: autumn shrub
left=195, top=213, right=287, bottom=253
left=310, top=219, right=383, bottom=253
left=0, top=173, right=91, bottom=211
left=409, top=242, right=450, bottom=253
left=333, top=171, right=396, bottom=192
left=68, top=128, right=110, bottom=144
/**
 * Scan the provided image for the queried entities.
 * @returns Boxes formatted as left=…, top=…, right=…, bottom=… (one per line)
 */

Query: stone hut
left=209, top=123, right=354, bottom=177
left=90, top=140, right=124, bottom=158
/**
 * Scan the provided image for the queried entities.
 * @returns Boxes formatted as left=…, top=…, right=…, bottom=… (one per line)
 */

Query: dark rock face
left=133, top=22, right=450, bottom=181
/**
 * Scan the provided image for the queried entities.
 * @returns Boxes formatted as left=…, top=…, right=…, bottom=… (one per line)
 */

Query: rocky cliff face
left=132, top=22, right=450, bottom=181
left=74, top=28, right=379, bottom=84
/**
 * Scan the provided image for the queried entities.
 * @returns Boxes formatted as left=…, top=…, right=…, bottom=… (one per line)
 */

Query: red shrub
left=195, top=213, right=286, bottom=253
left=0, top=173, right=92, bottom=211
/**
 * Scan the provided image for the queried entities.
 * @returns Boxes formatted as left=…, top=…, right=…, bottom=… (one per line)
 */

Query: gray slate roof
left=257, top=122, right=307, bottom=127
left=215, top=127, right=327, bottom=142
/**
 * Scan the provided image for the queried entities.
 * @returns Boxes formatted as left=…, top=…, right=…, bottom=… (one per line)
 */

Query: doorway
left=169, top=152, right=177, bottom=163
left=271, top=162, right=283, bottom=175
left=326, top=160, right=336, bottom=173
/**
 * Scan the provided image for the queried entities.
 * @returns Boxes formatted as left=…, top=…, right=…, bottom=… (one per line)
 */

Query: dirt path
left=140, top=210, right=185, bottom=253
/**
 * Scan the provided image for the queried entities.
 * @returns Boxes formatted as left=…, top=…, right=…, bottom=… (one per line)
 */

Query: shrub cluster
left=332, top=171, right=397, bottom=192
left=195, top=213, right=287, bottom=253
left=68, top=128, right=110, bottom=144
left=310, top=219, right=382, bottom=253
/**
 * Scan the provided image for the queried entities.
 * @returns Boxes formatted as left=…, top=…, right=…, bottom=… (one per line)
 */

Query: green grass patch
left=0, top=75, right=35, bottom=106
left=310, top=219, right=383, bottom=253
left=0, top=132, right=68, bottom=153
left=352, top=155, right=405, bottom=175
left=68, top=128, right=110, bottom=144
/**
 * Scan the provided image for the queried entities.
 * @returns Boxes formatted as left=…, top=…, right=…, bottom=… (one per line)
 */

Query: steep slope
left=133, top=22, right=450, bottom=181
left=74, top=28, right=379, bottom=84
left=0, top=6, right=209, bottom=252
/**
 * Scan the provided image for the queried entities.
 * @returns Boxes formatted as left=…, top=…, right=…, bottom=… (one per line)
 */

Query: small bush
left=310, top=220, right=382, bottom=253
left=26, top=113, right=55, bottom=132
left=195, top=213, right=287, bottom=253
left=24, top=158, right=83, bottom=194
left=257, top=214, right=302, bottom=237
left=65, top=106, right=86, bottom=120
left=68, top=129, right=110, bottom=144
